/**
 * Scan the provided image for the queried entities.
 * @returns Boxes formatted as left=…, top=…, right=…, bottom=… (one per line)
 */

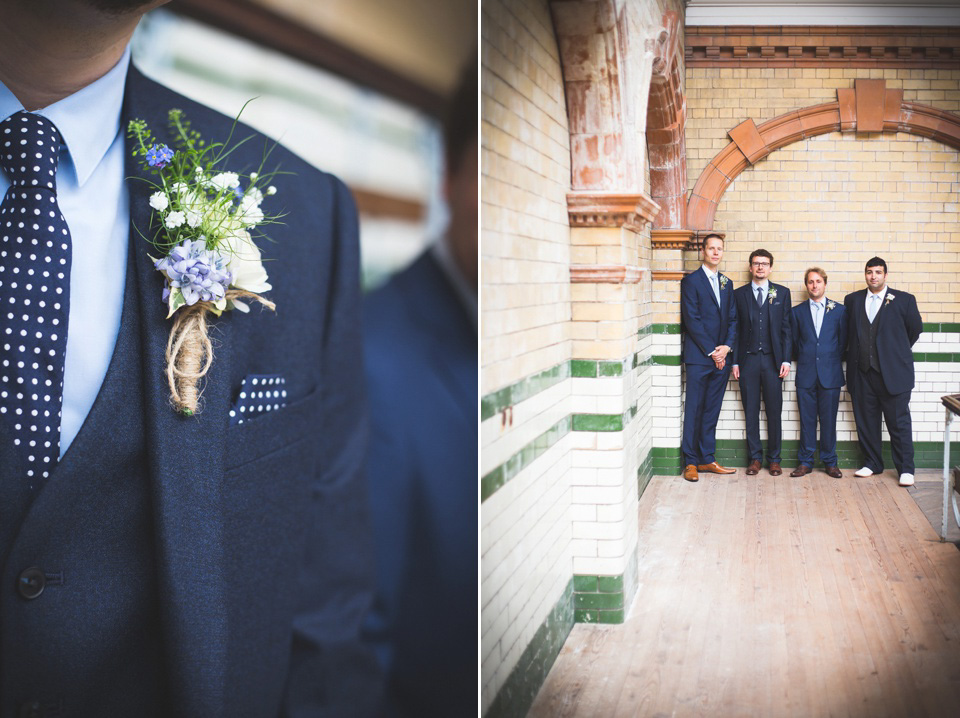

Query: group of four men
left=680, top=234, right=924, bottom=486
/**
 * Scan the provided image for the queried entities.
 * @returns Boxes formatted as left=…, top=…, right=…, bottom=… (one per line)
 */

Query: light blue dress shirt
left=0, top=48, right=131, bottom=456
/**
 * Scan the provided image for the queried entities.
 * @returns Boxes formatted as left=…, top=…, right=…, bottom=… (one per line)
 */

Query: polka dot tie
left=0, top=111, right=71, bottom=481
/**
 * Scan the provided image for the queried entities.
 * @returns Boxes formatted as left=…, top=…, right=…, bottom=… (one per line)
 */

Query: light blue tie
left=867, top=293, right=881, bottom=324
left=812, top=302, right=822, bottom=337
left=710, top=274, right=720, bottom=305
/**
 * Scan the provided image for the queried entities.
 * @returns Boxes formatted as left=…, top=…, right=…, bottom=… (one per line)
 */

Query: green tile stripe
left=652, top=440, right=960, bottom=474
left=653, top=322, right=960, bottom=335
left=573, top=572, right=625, bottom=624
left=481, top=361, right=571, bottom=422
left=653, top=355, right=682, bottom=366
left=484, top=578, right=574, bottom=718
left=923, top=323, right=960, bottom=333
left=913, top=353, right=960, bottom=362
left=481, top=417, right=572, bottom=502
left=637, top=451, right=654, bottom=498
left=572, top=414, right=623, bottom=432
left=572, top=360, right=624, bottom=378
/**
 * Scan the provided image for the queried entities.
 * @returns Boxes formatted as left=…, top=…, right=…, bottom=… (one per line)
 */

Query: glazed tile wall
left=481, top=1, right=574, bottom=714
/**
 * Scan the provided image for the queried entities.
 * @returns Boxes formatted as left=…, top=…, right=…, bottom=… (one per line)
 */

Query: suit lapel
left=124, top=66, right=229, bottom=716
left=801, top=300, right=816, bottom=337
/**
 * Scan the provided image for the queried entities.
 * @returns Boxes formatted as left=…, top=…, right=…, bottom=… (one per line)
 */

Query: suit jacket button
left=17, top=567, right=45, bottom=600
left=18, top=701, right=44, bottom=718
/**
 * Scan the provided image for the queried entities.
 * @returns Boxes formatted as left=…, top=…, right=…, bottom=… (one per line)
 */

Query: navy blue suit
left=0, top=66, right=381, bottom=717
left=844, top=287, right=923, bottom=474
left=681, top=267, right=737, bottom=467
left=732, top=282, right=792, bottom=464
left=363, top=251, right=476, bottom=717
left=791, top=298, right=847, bottom=467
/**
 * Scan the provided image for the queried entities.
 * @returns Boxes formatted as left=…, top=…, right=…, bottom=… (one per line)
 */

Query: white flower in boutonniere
left=719, top=275, right=728, bottom=289
left=885, top=293, right=895, bottom=305
left=767, top=287, right=778, bottom=303
left=826, top=300, right=837, bottom=312
left=128, top=109, right=284, bottom=416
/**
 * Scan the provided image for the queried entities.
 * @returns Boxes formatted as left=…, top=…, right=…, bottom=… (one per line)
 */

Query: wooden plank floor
left=529, top=470, right=960, bottom=718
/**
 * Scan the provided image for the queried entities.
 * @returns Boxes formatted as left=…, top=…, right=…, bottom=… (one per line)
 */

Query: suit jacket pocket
left=225, top=386, right=320, bottom=470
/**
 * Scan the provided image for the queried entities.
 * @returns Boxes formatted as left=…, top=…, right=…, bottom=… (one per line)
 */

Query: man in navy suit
left=845, top=257, right=923, bottom=487
left=789, top=267, right=847, bottom=479
left=731, top=249, right=792, bottom=476
left=362, top=59, right=476, bottom=717
left=0, top=2, right=380, bottom=715
left=680, top=234, right=738, bottom=482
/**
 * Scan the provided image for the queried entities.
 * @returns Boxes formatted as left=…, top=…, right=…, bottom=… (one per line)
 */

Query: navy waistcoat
left=0, top=249, right=167, bottom=716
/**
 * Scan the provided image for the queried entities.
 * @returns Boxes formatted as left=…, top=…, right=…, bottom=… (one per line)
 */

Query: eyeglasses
left=751, top=261, right=771, bottom=267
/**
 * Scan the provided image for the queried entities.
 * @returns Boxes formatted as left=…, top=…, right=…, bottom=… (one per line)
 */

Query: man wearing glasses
left=732, top=249, right=792, bottom=476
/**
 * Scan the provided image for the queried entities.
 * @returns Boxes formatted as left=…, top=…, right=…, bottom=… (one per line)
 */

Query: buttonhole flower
left=826, top=300, right=837, bottom=312
left=768, top=287, right=778, bottom=302
left=719, top=275, right=728, bottom=289
left=146, top=144, right=175, bottom=169
left=149, top=191, right=169, bottom=211
left=886, top=293, right=895, bottom=305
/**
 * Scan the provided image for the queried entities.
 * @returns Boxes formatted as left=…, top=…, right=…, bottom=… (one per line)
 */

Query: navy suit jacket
left=791, top=298, right=847, bottom=389
left=732, top=282, right=792, bottom=367
left=680, top=268, right=737, bottom=365
left=17, top=65, right=381, bottom=716
left=363, top=251, right=477, bottom=717
left=844, top=287, right=923, bottom=395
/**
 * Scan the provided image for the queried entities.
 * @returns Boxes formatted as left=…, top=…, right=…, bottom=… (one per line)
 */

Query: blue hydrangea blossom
left=155, top=239, right=232, bottom=306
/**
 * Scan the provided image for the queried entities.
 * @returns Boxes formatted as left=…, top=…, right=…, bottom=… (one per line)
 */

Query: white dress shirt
left=809, top=298, right=825, bottom=336
left=0, top=49, right=131, bottom=456
left=866, top=286, right=887, bottom=323
left=701, top=265, right=720, bottom=305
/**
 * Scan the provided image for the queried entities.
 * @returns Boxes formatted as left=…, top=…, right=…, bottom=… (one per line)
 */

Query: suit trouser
left=796, top=381, right=841, bottom=467
left=850, top=367, right=914, bottom=474
left=682, top=361, right=731, bottom=466
left=738, top=352, right=783, bottom=463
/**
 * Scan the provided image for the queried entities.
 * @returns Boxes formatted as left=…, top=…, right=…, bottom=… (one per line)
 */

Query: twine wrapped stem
left=166, top=289, right=276, bottom=414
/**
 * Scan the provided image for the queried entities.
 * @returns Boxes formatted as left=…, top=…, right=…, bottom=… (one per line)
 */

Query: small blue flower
left=146, top=144, right=175, bottom=169
left=233, top=184, right=244, bottom=204
left=155, top=239, right=232, bottom=306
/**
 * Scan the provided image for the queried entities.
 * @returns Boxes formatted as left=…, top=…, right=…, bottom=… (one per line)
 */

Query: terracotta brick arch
left=687, top=79, right=960, bottom=230
left=646, top=11, right=686, bottom=228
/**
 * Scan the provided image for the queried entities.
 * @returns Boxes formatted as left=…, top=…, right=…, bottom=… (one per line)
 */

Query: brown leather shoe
left=745, top=459, right=761, bottom=475
left=826, top=466, right=843, bottom=479
left=698, top=461, right=736, bottom=474
left=790, top=465, right=812, bottom=477
left=683, top=464, right=699, bottom=482
left=769, top=462, right=782, bottom=476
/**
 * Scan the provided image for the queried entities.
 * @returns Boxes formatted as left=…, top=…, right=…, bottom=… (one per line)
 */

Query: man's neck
left=751, top=279, right=769, bottom=288
left=703, top=263, right=719, bottom=274
left=0, top=2, right=147, bottom=110
left=868, top=285, right=886, bottom=295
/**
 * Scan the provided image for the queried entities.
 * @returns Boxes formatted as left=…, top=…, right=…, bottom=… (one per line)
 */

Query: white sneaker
left=898, top=473, right=914, bottom=487
left=854, top=466, right=874, bottom=477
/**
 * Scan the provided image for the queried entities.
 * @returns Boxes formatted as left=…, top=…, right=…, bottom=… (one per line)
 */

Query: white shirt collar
left=868, top=285, right=888, bottom=303
left=701, top=264, right=718, bottom=280
left=809, top=297, right=825, bottom=307
left=751, top=280, right=769, bottom=292
left=0, top=47, right=130, bottom=188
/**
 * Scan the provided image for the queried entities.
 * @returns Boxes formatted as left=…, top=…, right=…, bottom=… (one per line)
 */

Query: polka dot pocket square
left=229, top=374, right=289, bottom=426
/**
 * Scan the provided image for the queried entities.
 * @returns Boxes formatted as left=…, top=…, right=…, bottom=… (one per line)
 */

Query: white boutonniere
left=767, top=287, right=778, bottom=303
left=719, top=274, right=728, bottom=289
left=826, top=300, right=837, bottom=312
left=885, top=293, right=895, bottom=305
left=129, top=109, right=284, bottom=415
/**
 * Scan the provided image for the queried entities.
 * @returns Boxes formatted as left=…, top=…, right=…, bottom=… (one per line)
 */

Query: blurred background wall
left=133, top=0, right=476, bottom=289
